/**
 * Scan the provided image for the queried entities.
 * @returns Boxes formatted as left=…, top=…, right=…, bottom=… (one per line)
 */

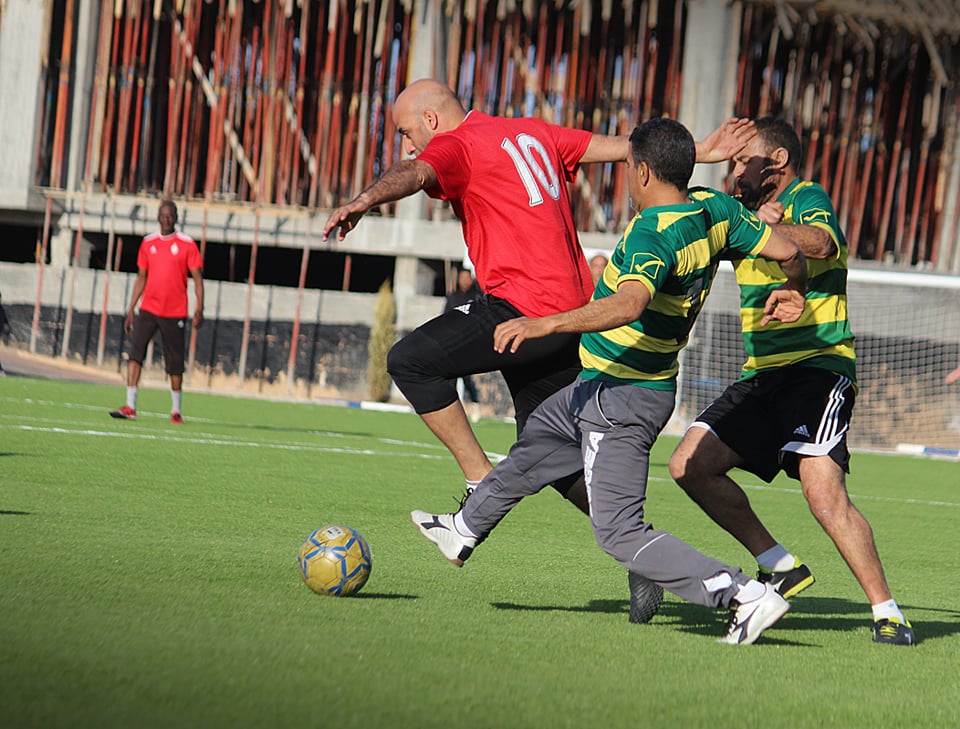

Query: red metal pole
left=100, top=0, right=124, bottom=184
left=96, top=194, right=117, bottom=366
left=84, top=0, right=115, bottom=188
left=30, top=196, right=54, bottom=354
left=112, top=0, right=140, bottom=189
left=126, top=2, right=153, bottom=190
left=238, top=210, right=260, bottom=388
left=286, top=218, right=312, bottom=395
left=187, top=203, right=208, bottom=379
left=51, top=0, right=77, bottom=188
left=60, top=195, right=86, bottom=359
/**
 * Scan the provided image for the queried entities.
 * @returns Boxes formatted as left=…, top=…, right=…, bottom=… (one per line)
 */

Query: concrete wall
left=0, top=260, right=447, bottom=399
left=0, top=0, right=47, bottom=210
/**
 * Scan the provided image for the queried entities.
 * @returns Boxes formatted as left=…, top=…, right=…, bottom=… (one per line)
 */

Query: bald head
left=393, top=79, right=467, bottom=156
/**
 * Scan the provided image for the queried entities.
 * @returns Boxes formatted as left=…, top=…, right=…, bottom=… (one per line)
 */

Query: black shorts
left=691, top=365, right=855, bottom=482
left=129, top=310, right=188, bottom=375
left=387, top=293, right=582, bottom=435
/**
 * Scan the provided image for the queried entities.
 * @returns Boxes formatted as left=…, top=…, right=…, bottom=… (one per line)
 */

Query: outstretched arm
left=578, top=118, right=755, bottom=166
left=494, top=281, right=650, bottom=354
left=756, top=229, right=807, bottom=326
left=322, top=159, right=438, bottom=241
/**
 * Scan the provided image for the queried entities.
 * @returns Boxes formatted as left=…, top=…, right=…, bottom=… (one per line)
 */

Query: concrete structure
left=0, top=0, right=735, bottom=296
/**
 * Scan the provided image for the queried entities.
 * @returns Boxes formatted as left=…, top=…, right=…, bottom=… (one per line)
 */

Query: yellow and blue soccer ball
left=297, top=525, right=372, bottom=597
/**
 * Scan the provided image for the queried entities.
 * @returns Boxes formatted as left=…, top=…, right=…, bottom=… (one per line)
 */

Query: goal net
left=675, top=265, right=960, bottom=454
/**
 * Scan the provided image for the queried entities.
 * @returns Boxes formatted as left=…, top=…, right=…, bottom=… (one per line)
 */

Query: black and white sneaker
left=628, top=572, right=664, bottom=624
left=757, top=560, right=815, bottom=599
left=719, top=583, right=791, bottom=645
left=410, top=510, right=476, bottom=567
left=872, top=617, right=915, bottom=646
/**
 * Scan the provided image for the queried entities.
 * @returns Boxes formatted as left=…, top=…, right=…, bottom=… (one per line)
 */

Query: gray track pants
left=461, top=377, right=747, bottom=608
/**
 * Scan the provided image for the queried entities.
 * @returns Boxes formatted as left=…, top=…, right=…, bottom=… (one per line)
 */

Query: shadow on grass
left=1, top=510, right=31, bottom=515
left=492, top=593, right=960, bottom=644
left=217, top=421, right=380, bottom=439
left=352, top=592, right=419, bottom=600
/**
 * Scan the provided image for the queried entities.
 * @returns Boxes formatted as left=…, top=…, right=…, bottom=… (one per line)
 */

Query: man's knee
left=387, top=331, right=458, bottom=413
left=669, top=439, right=709, bottom=489
left=801, top=476, right=852, bottom=522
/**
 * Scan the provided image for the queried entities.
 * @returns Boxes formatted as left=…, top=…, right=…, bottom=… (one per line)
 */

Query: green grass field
left=2, top=376, right=958, bottom=728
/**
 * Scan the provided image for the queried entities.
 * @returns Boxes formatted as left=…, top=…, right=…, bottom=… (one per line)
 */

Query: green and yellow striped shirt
left=731, top=178, right=856, bottom=382
left=580, top=189, right=769, bottom=388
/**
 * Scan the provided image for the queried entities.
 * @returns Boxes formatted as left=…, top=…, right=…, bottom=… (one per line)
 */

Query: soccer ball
left=297, top=525, right=372, bottom=597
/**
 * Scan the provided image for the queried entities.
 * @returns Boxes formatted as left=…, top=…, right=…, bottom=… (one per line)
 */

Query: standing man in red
left=110, top=200, right=204, bottom=424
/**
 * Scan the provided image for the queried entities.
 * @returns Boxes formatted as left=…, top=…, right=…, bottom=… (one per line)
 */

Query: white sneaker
left=719, top=583, right=791, bottom=645
left=410, top=510, right=476, bottom=567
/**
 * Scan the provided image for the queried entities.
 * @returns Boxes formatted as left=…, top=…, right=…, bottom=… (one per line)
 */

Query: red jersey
left=136, top=231, right=203, bottom=318
left=416, top=111, right=594, bottom=317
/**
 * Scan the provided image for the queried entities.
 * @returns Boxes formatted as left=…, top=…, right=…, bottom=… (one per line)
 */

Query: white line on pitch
left=2, top=423, right=447, bottom=460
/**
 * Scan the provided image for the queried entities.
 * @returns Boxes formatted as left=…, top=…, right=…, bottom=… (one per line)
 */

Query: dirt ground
left=0, top=346, right=120, bottom=385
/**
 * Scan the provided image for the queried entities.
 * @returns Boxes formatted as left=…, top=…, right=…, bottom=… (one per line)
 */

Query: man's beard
left=738, top=181, right=777, bottom=211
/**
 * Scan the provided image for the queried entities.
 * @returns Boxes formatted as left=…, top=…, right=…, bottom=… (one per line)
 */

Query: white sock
left=126, top=386, right=138, bottom=410
left=464, top=478, right=481, bottom=493
left=171, top=390, right=182, bottom=414
left=757, top=544, right=796, bottom=572
left=735, top=579, right=767, bottom=603
left=871, top=599, right=905, bottom=623
left=702, top=571, right=734, bottom=593
left=453, top=512, right=478, bottom=539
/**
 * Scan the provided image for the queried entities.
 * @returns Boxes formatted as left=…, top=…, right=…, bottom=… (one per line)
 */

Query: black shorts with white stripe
left=690, top=365, right=855, bottom=482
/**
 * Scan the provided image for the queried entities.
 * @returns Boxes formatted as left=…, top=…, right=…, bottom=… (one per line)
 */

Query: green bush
left=367, top=279, right=396, bottom=402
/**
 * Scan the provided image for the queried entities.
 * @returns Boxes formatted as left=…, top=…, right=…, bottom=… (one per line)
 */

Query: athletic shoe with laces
left=456, top=486, right=475, bottom=510
left=719, top=583, right=791, bottom=645
left=628, top=572, right=664, bottom=624
left=109, top=405, right=137, bottom=420
left=872, top=617, right=915, bottom=646
left=170, top=412, right=183, bottom=424
left=410, top=510, right=476, bottom=567
left=757, top=559, right=815, bottom=599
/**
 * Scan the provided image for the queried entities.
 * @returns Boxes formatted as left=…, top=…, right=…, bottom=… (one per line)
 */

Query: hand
left=760, top=287, right=805, bottom=325
left=124, top=311, right=135, bottom=336
left=696, top=118, right=756, bottom=163
left=493, top=316, right=555, bottom=354
left=193, top=310, right=204, bottom=330
left=756, top=201, right=785, bottom=225
left=322, top=198, right=368, bottom=241
left=946, top=366, right=960, bottom=385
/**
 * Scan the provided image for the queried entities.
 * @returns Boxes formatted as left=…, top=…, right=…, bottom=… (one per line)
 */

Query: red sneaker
left=109, top=405, right=137, bottom=420
left=170, top=412, right=183, bottom=424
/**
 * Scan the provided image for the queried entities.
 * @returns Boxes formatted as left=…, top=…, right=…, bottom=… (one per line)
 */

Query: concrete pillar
left=937, top=121, right=960, bottom=273
left=393, top=0, right=444, bottom=327
left=0, top=0, right=48, bottom=208
left=66, top=1, right=101, bottom=192
left=50, top=228, right=76, bottom=268
left=679, top=0, right=742, bottom=191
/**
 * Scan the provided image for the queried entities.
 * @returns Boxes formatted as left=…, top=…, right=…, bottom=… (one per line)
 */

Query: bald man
left=323, top=79, right=751, bottom=622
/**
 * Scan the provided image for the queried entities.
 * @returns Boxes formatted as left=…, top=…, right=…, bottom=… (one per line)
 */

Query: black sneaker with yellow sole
left=873, top=617, right=915, bottom=645
left=757, top=560, right=815, bottom=599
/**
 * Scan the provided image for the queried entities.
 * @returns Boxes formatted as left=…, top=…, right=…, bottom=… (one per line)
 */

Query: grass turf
left=1, top=376, right=958, bottom=728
